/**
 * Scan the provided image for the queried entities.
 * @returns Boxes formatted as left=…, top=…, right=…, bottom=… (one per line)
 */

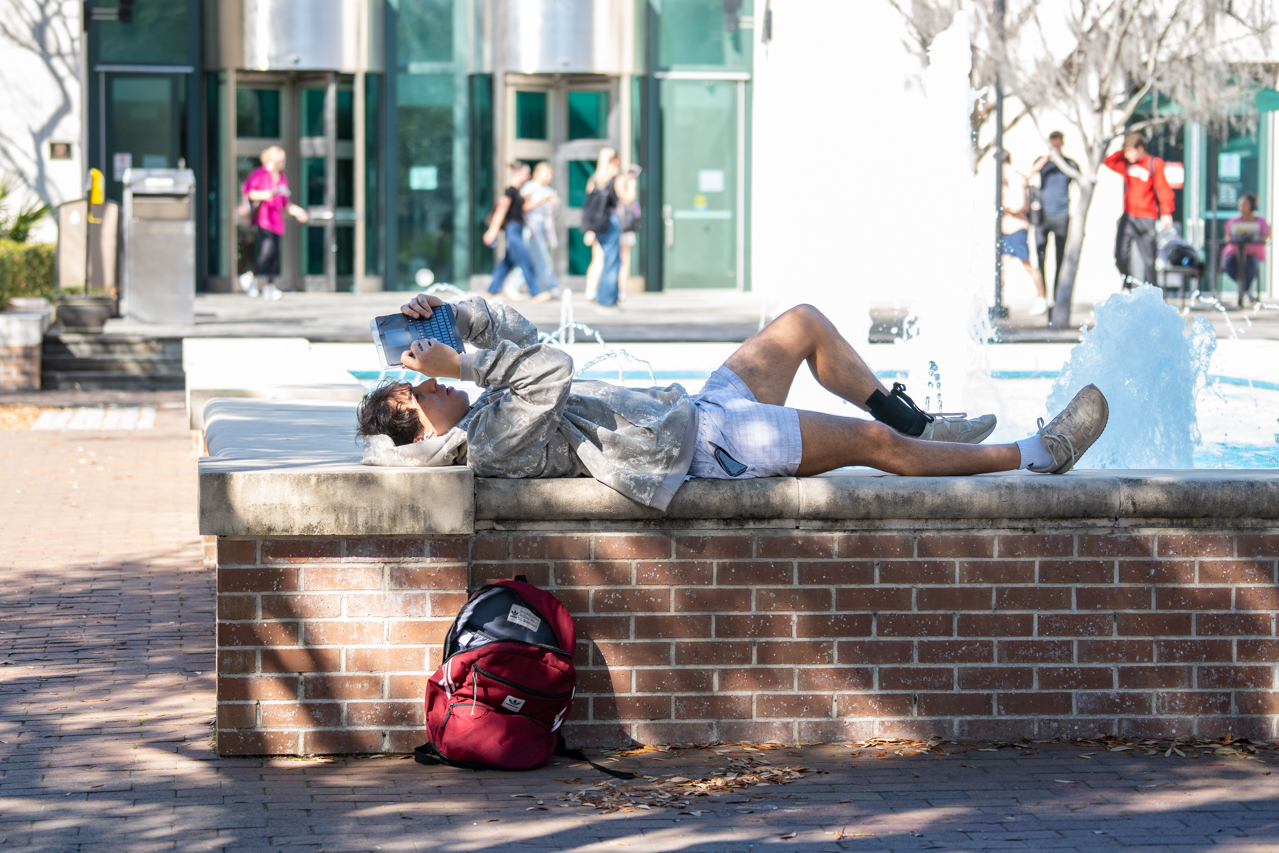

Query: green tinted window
left=515, top=91, right=547, bottom=140
left=398, top=74, right=457, bottom=284
left=335, top=226, right=355, bottom=278
left=236, top=89, right=280, bottom=138
left=302, top=89, right=326, bottom=137
left=568, top=228, right=592, bottom=275
left=336, top=158, right=354, bottom=208
left=568, top=91, right=608, bottom=140
left=97, top=1, right=189, bottom=64
left=567, top=160, right=594, bottom=207
left=304, top=225, right=326, bottom=275
left=397, top=0, right=454, bottom=64
left=657, top=0, right=752, bottom=71
left=337, top=90, right=354, bottom=140
left=302, top=157, right=326, bottom=207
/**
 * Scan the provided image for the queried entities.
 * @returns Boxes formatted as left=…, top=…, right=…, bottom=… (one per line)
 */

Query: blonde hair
left=591, top=147, right=618, bottom=189
left=533, top=161, right=553, bottom=180
left=260, top=145, right=286, bottom=165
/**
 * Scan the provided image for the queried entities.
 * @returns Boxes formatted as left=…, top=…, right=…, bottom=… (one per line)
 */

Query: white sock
left=1015, top=435, right=1053, bottom=470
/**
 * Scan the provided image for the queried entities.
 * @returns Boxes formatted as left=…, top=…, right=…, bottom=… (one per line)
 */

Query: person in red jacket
left=1105, top=131, right=1175, bottom=289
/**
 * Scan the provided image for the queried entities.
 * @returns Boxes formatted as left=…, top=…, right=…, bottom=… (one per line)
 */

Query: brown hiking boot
left=1029, top=384, right=1110, bottom=474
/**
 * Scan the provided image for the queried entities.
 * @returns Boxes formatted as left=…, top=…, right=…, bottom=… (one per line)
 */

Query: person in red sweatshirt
left=1105, top=131, right=1175, bottom=289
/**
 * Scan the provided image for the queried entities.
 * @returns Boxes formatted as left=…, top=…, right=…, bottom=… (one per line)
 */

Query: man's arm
left=1103, top=149, right=1127, bottom=175
left=1152, top=159, right=1175, bottom=228
left=463, top=341, right=575, bottom=473
left=400, top=293, right=539, bottom=353
left=483, top=196, right=510, bottom=246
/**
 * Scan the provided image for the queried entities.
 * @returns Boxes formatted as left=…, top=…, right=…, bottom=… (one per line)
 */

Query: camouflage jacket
left=362, top=297, right=696, bottom=511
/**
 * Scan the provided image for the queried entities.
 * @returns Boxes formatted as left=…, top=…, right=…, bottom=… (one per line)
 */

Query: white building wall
left=750, top=2, right=1177, bottom=323
left=0, top=0, right=84, bottom=244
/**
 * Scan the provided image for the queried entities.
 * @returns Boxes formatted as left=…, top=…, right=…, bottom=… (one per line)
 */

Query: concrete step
left=41, top=352, right=185, bottom=374
left=40, top=371, right=186, bottom=392
left=43, top=334, right=184, bottom=358
left=41, top=333, right=185, bottom=391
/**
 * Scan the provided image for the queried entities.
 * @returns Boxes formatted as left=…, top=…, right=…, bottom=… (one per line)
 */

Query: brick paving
left=4, top=397, right=1279, bottom=851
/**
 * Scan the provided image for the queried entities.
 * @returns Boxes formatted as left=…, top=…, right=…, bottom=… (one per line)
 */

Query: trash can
left=121, top=168, right=195, bottom=325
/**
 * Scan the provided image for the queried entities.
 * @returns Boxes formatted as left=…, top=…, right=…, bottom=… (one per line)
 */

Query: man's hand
left=1158, top=215, right=1174, bottom=232
left=401, top=338, right=461, bottom=378
left=401, top=293, right=444, bottom=319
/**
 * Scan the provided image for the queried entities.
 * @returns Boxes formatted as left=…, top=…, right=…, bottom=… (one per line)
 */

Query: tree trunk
left=1050, top=177, right=1099, bottom=329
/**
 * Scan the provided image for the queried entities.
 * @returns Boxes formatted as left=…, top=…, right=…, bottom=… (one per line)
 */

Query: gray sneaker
left=1030, top=384, right=1109, bottom=474
left=919, top=413, right=998, bottom=444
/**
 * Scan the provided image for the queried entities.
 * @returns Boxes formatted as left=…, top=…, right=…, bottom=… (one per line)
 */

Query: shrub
left=0, top=240, right=57, bottom=307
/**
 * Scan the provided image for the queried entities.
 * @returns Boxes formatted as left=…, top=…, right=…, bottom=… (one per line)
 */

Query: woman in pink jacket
left=1222, top=193, right=1270, bottom=308
left=239, top=146, right=309, bottom=300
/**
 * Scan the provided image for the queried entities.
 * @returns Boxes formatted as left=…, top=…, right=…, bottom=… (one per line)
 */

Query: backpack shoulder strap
left=554, top=733, right=636, bottom=779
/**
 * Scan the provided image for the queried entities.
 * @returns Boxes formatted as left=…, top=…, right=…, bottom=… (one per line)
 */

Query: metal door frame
left=654, top=71, right=748, bottom=291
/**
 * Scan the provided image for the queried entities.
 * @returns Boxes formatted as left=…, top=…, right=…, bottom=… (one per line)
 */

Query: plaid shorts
left=687, top=366, right=804, bottom=479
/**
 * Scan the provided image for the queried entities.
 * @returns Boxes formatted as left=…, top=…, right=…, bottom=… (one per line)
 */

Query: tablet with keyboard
left=370, top=304, right=466, bottom=370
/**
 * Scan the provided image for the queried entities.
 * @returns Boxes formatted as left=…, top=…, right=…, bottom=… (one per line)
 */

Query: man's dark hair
left=1049, top=130, right=1064, bottom=142
left=356, top=381, right=424, bottom=446
left=1123, top=131, right=1147, bottom=151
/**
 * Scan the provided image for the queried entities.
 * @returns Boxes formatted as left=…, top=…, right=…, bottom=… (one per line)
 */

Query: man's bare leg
left=796, top=411, right=1020, bottom=476
left=722, top=304, right=887, bottom=408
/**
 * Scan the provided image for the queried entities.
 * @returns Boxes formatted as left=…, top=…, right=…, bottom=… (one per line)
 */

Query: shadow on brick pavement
left=2, top=400, right=1279, bottom=852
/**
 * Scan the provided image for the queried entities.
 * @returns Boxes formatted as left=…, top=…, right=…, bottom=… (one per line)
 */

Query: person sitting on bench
left=357, top=294, right=1108, bottom=512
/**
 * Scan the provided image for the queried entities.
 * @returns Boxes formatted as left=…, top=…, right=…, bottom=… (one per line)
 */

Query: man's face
left=1049, top=136, right=1063, bottom=152
left=1123, top=144, right=1145, bottom=164
left=400, top=379, right=470, bottom=440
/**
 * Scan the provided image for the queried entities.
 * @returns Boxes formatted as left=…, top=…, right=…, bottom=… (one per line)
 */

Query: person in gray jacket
left=357, top=294, right=1108, bottom=512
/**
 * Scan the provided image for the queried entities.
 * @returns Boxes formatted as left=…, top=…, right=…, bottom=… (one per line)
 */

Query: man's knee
left=775, top=303, right=832, bottom=336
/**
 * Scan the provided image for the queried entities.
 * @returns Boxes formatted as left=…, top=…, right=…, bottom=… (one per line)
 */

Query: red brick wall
left=0, top=344, right=39, bottom=391
left=215, top=527, right=1279, bottom=755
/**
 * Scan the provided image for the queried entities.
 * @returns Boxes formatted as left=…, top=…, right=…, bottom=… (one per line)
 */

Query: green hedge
left=0, top=239, right=56, bottom=307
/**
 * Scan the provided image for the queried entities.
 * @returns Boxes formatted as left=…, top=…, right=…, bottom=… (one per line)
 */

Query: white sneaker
left=919, top=414, right=998, bottom=444
left=263, top=284, right=283, bottom=301
left=239, top=271, right=259, bottom=298
left=1029, top=384, right=1110, bottom=474
left=1029, top=297, right=1049, bottom=316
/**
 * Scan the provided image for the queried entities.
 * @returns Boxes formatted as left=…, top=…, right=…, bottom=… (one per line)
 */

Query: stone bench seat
left=200, top=397, right=1279, bottom=756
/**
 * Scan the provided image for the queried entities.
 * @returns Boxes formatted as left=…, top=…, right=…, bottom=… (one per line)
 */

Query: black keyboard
left=409, top=304, right=463, bottom=352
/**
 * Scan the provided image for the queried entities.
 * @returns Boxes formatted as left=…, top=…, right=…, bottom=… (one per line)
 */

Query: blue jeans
left=525, top=219, right=559, bottom=294
left=596, top=213, right=622, bottom=307
left=488, top=221, right=542, bottom=296
left=1224, top=253, right=1260, bottom=296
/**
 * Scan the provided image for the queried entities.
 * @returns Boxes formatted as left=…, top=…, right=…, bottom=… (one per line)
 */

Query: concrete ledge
left=199, top=398, right=473, bottom=536
left=199, top=398, right=1279, bottom=537
left=478, top=470, right=1279, bottom=523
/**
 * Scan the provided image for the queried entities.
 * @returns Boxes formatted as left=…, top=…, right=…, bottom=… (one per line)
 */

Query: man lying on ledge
left=357, top=294, right=1108, bottom=512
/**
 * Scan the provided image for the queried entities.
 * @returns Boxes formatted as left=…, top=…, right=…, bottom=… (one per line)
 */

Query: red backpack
left=416, top=578, right=577, bottom=771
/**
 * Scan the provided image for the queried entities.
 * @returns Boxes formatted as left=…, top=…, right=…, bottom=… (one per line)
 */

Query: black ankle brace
left=866, top=383, right=934, bottom=437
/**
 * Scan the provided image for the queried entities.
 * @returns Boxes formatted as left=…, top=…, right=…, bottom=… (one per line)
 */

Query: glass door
left=104, top=72, right=188, bottom=202
left=234, top=83, right=287, bottom=284
left=660, top=78, right=741, bottom=289
left=298, top=75, right=357, bottom=292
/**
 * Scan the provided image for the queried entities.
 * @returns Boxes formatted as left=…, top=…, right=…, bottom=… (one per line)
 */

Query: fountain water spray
left=891, top=17, right=999, bottom=420
left=1046, top=284, right=1215, bottom=468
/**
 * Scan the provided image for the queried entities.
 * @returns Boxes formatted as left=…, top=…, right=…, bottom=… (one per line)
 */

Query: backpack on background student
left=579, top=178, right=616, bottom=235
left=415, top=577, right=632, bottom=777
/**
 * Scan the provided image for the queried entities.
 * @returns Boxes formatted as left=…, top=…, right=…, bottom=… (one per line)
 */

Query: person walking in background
left=1030, top=131, right=1077, bottom=300
left=484, top=162, right=551, bottom=304
left=521, top=162, right=560, bottom=298
left=1105, top=131, right=1175, bottom=290
left=239, top=145, right=308, bottom=300
left=1222, top=192, right=1270, bottom=308
left=618, top=164, right=642, bottom=303
left=581, top=149, right=619, bottom=303
left=1000, top=152, right=1050, bottom=317
left=581, top=149, right=635, bottom=310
